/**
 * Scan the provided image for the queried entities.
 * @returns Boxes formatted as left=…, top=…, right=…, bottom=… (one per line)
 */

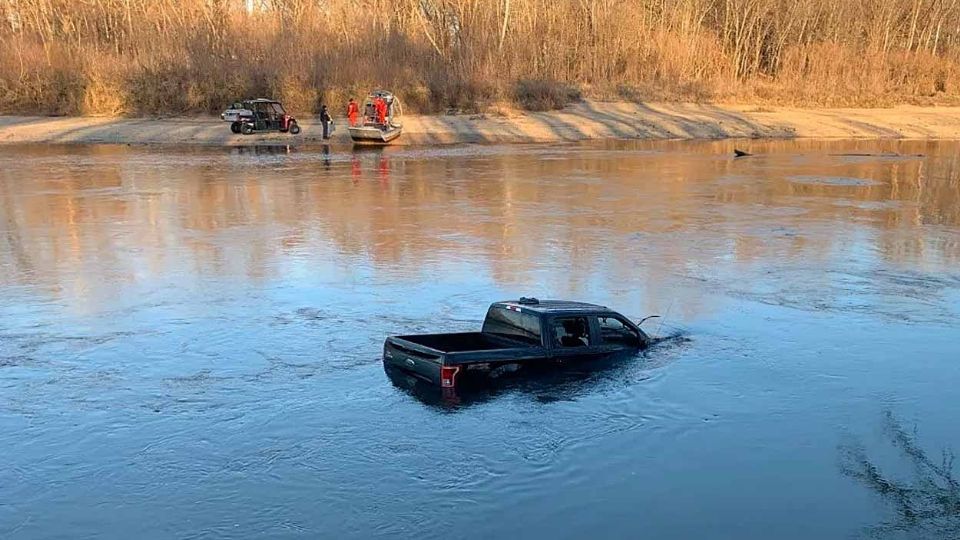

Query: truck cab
left=383, top=299, right=650, bottom=388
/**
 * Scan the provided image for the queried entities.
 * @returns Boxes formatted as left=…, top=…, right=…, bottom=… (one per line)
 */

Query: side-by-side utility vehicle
left=221, top=99, right=301, bottom=135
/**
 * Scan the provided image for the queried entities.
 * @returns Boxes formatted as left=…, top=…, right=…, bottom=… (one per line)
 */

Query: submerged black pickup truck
left=383, top=298, right=651, bottom=388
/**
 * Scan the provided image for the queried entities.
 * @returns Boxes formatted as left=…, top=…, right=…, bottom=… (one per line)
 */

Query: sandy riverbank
left=2, top=101, right=960, bottom=146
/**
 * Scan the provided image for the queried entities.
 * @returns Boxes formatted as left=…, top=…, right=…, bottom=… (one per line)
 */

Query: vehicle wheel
left=230, top=122, right=241, bottom=134
left=240, top=123, right=253, bottom=135
left=289, top=122, right=301, bottom=135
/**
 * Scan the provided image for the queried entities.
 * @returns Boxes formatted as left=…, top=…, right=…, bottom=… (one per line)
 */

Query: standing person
left=364, top=100, right=375, bottom=124
left=375, top=96, right=387, bottom=126
left=347, top=98, right=359, bottom=127
left=319, top=105, right=332, bottom=139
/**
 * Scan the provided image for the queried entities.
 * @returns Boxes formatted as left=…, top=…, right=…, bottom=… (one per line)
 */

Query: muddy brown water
left=1, top=140, right=959, bottom=539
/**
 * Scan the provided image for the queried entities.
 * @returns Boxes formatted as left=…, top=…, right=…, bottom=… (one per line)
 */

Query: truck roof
left=493, top=299, right=609, bottom=314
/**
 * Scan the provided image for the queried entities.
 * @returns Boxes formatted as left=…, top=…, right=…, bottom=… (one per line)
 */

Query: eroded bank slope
left=2, top=102, right=960, bottom=146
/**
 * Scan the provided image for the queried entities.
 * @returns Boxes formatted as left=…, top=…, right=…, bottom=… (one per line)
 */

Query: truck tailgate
left=383, top=337, right=443, bottom=385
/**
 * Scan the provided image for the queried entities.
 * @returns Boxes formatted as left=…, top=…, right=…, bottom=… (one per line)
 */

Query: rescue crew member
left=364, top=101, right=375, bottom=123
left=375, top=96, right=387, bottom=125
left=319, top=105, right=332, bottom=139
left=347, top=98, right=359, bottom=126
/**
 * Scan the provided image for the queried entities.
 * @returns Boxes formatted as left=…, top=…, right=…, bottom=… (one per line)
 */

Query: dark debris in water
left=840, top=410, right=960, bottom=539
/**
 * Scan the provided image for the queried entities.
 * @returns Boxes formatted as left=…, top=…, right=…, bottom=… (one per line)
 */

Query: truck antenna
left=637, top=315, right=661, bottom=326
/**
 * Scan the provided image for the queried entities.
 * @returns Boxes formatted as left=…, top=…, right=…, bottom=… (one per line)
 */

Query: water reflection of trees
left=841, top=410, right=960, bottom=539
left=1, top=140, right=959, bottom=315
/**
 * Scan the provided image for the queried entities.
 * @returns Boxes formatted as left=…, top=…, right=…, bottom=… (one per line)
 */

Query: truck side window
left=599, top=316, right=640, bottom=347
left=553, top=317, right=590, bottom=347
left=481, top=307, right=542, bottom=345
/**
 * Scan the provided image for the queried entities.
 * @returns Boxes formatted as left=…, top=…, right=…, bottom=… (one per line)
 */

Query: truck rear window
left=481, top=307, right=542, bottom=345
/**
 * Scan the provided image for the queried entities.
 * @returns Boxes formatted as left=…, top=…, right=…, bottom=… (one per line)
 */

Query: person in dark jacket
left=364, top=101, right=375, bottom=123
left=319, top=105, right=332, bottom=139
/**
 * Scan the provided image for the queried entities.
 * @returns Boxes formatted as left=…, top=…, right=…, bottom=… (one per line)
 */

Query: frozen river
left=1, top=139, right=958, bottom=539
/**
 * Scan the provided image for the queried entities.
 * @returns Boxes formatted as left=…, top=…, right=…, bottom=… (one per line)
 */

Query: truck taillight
left=440, top=365, right=460, bottom=388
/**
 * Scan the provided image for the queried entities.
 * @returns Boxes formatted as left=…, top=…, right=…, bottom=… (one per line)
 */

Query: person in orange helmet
left=347, top=98, right=359, bottom=127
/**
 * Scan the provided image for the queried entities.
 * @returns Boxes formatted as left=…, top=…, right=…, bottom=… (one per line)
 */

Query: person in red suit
left=375, top=96, right=387, bottom=125
left=347, top=98, right=359, bottom=126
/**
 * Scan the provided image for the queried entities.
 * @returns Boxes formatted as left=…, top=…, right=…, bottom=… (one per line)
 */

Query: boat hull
left=349, top=125, right=402, bottom=144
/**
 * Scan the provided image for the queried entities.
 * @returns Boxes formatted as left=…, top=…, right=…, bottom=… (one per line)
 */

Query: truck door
left=596, top=314, right=643, bottom=351
left=271, top=103, right=286, bottom=130
left=548, top=316, right=604, bottom=360
left=254, top=102, right=268, bottom=130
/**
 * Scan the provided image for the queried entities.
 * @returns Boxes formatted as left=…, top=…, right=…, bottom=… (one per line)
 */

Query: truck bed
left=394, top=332, right=518, bottom=353
left=384, top=331, right=545, bottom=387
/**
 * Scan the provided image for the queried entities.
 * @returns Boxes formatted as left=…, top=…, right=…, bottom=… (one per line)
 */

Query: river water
left=1, top=140, right=958, bottom=539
